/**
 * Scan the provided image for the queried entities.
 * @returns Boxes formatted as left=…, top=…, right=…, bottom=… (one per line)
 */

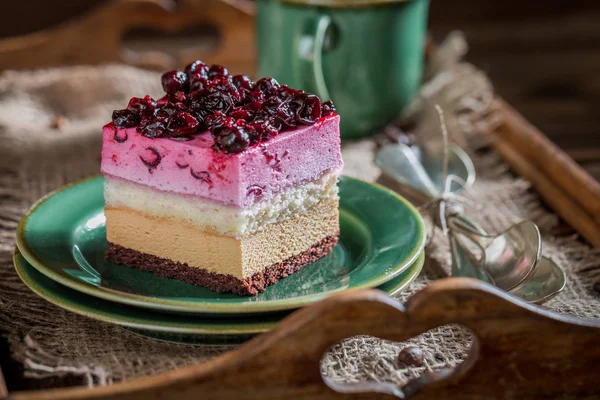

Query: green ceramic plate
left=14, top=249, right=425, bottom=340
left=17, top=176, right=425, bottom=315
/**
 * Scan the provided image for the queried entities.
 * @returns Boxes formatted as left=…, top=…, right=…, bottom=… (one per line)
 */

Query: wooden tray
left=3, top=277, right=600, bottom=400
left=493, top=100, right=600, bottom=248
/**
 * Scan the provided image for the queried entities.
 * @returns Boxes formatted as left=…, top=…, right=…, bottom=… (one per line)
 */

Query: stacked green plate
left=15, top=176, right=426, bottom=343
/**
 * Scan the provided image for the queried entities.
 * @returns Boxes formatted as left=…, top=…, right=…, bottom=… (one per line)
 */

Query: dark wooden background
left=428, top=0, right=600, bottom=180
left=1, top=0, right=598, bottom=179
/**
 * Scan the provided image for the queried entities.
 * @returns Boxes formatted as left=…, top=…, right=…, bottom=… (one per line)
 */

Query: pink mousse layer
left=101, top=115, right=342, bottom=208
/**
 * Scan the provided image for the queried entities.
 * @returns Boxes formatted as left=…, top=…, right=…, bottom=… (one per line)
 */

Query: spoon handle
left=448, top=215, right=492, bottom=247
left=375, top=144, right=440, bottom=199
left=449, top=232, right=494, bottom=284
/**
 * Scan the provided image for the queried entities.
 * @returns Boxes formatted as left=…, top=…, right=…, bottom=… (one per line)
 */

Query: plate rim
left=13, top=249, right=425, bottom=335
left=16, top=175, right=426, bottom=314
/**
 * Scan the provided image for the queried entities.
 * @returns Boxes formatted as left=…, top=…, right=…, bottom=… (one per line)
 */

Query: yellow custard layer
left=105, top=197, right=339, bottom=280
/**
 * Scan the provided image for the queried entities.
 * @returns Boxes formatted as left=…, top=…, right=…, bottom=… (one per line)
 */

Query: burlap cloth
left=1, top=34, right=599, bottom=388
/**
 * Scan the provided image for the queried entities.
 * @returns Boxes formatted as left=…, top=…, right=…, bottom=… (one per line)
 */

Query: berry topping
left=112, top=109, right=141, bottom=128
left=208, top=64, right=229, bottom=79
left=161, top=70, right=188, bottom=94
left=185, top=60, right=209, bottom=78
left=127, top=96, right=156, bottom=117
left=170, top=91, right=187, bottom=103
left=213, top=125, right=251, bottom=154
left=274, top=100, right=297, bottom=129
left=246, top=89, right=266, bottom=104
left=160, top=101, right=187, bottom=116
left=189, top=77, right=209, bottom=92
left=229, top=107, right=252, bottom=121
left=255, top=77, right=280, bottom=95
left=139, top=119, right=167, bottom=138
left=156, top=95, right=169, bottom=106
left=189, top=89, right=235, bottom=121
left=111, top=60, right=337, bottom=153
left=232, top=75, right=254, bottom=90
left=248, top=119, right=278, bottom=142
left=277, top=85, right=303, bottom=101
left=167, top=111, right=199, bottom=136
left=296, top=94, right=322, bottom=125
left=321, top=100, right=336, bottom=117
left=208, top=76, right=241, bottom=103
left=205, top=111, right=235, bottom=131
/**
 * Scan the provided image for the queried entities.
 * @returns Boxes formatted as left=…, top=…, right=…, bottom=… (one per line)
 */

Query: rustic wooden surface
left=0, top=0, right=256, bottom=74
left=7, top=278, right=600, bottom=400
left=493, top=100, right=600, bottom=225
left=428, top=0, right=600, bottom=181
left=492, top=101, right=600, bottom=248
left=0, top=367, right=7, bottom=400
left=493, top=128, right=600, bottom=248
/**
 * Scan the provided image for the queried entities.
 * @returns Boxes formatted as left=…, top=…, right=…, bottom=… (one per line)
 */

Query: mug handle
left=309, top=15, right=332, bottom=100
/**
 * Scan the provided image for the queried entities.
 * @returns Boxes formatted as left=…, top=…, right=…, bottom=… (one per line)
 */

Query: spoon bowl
left=449, top=217, right=541, bottom=291
left=509, top=257, right=566, bottom=304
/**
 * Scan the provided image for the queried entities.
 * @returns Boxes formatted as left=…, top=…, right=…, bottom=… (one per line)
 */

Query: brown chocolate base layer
left=106, top=235, right=338, bottom=296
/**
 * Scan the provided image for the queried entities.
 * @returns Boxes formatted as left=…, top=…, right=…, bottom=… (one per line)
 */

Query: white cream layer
left=104, top=170, right=339, bottom=238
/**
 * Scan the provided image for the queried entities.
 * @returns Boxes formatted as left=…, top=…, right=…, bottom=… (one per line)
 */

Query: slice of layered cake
left=101, top=61, right=342, bottom=295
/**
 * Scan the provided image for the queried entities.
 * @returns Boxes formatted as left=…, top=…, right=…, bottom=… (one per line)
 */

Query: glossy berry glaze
left=102, top=61, right=342, bottom=208
left=110, top=60, right=337, bottom=154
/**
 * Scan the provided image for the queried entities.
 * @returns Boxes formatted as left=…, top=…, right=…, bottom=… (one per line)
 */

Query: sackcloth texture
left=1, top=33, right=599, bottom=388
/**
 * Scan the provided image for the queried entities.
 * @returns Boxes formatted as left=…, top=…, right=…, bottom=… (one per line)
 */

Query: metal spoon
left=448, top=219, right=565, bottom=303
left=375, top=143, right=475, bottom=204
left=508, top=257, right=566, bottom=304
left=375, top=143, right=440, bottom=203
left=450, top=218, right=567, bottom=304
left=377, top=143, right=540, bottom=290
left=449, top=216, right=541, bottom=291
left=447, top=215, right=565, bottom=304
left=375, top=142, right=565, bottom=303
left=449, top=232, right=494, bottom=284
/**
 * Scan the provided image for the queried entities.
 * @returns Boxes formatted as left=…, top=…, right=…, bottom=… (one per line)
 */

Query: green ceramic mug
left=256, top=0, right=429, bottom=139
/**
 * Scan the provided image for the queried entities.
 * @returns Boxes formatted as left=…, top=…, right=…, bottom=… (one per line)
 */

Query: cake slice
left=101, top=61, right=342, bottom=295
